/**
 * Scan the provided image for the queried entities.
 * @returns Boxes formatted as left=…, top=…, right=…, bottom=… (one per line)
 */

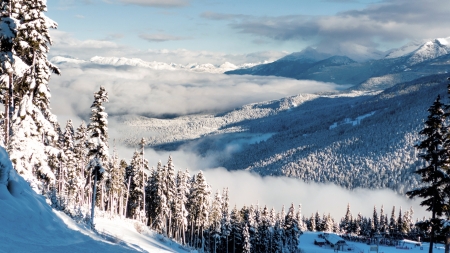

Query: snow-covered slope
left=405, top=37, right=450, bottom=65
left=51, top=56, right=261, bottom=74
left=384, top=40, right=427, bottom=59
left=113, top=73, right=450, bottom=194
left=0, top=146, right=184, bottom=252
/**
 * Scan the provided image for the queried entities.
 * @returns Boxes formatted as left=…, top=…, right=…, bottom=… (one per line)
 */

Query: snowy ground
left=299, top=232, right=443, bottom=253
left=0, top=146, right=186, bottom=253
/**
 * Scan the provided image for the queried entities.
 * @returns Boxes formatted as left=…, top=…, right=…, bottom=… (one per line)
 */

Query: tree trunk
left=445, top=233, right=450, bottom=253
left=124, top=176, right=131, bottom=218
left=7, top=72, right=13, bottom=139
left=90, top=171, right=98, bottom=230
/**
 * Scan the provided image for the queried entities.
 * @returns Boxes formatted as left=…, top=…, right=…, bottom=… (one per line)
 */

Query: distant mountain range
left=51, top=56, right=264, bottom=74
left=226, top=37, right=450, bottom=90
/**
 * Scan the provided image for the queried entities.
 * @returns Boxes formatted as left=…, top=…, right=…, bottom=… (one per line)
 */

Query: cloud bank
left=49, top=30, right=288, bottom=65
left=49, top=63, right=341, bottom=120
left=202, top=0, right=450, bottom=60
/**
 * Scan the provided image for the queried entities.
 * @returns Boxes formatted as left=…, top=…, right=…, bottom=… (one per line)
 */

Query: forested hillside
left=114, top=74, right=449, bottom=194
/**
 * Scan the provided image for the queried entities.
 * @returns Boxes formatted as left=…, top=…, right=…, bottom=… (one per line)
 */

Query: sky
left=47, top=0, right=450, bottom=64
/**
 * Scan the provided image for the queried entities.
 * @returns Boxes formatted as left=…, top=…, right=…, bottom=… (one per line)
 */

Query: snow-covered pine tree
left=165, top=155, right=176, bottom=237
left=397, top=207, right=404, bottom=237
left=272, top=212, right=284, bottom=253
left=355, top=212, right=362, bottom=236
left=295, top=204, right=305, bottom=233
left=108, top=145, right=125, bottom=216
left=74, top=121, right=88, bottom=206
left=230, top=205, right=243, bottom=253
left=87, top=86, right=108, bottom=164
left=147, top=161, right=167, bottom=233
left=173, top=169, right=189, bottom=244
left=86, top=86, right=108, bottom=224
left=220, top=188, right=232, bottom=253
left=63, top=119, right=79, bottom=206
left=258, top=205, right=271, bottom=253
left=188, top=171, right=210, bottom=249
left=127, top=149, right=148, bottom=219
left=4, top=0, right=61, bottom=191
left=209, top=190, right=222, bottom=253
left=389, top=206, right=397, bottom=237
left=246, top=204, right=259, bottom=250
left=242, top=223, right=251, bottom=253
left=373, top=205, right=379, bottom=234
left=0, top=0, right=18, bottom=145
left=309, top=213, right=316, bottom=231
left=380, top=205, right=386, bottom=234
left=341, top=203, right=352, bottom=233
left=407, top=95, right=450, bottom=253
left=284, top=203, right=300, bottom=252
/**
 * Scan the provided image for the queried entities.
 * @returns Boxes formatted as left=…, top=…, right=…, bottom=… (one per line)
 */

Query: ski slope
left=0, top=146, right=186, bottom=253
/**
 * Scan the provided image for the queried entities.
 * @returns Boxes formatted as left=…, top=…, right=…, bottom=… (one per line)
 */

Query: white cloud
left=203, top=0, right=450, bottom=60
left=49, top=63, right=341, bottom=120
left=139, top=33, right=188, bottom=42
left=49, top=30, right=288, bottom=65
left=118, top=0, right=189, bottom=7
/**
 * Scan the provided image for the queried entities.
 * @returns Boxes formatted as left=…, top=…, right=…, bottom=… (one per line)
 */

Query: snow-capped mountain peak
left=406, top=37, right=450, bottom=65
left=51, top=56, right=261, bottom=74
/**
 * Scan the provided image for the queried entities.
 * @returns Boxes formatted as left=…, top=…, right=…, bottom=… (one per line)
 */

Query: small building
left=314, top=238, right=326, bottom=246
left=323, top=233, right=347, bottom=250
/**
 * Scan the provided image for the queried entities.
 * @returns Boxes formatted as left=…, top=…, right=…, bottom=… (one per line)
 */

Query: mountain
left=225, top=37, right=450, bottom=90
left=112, top=73, right=449, bottom=194
left=277, top=46, right=332, bottom=63
left=51, top=56, right=262, bottom=74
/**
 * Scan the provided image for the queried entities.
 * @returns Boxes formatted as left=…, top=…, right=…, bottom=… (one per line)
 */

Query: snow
left=299, top=232, right=440, bottom=253
left=0, top=146, right=186, bottom=252
left=329, top=111, right=376, bottom=129
left=51, top=56, right=261, bottom=74
left=406, top=37, right=450, bottom=65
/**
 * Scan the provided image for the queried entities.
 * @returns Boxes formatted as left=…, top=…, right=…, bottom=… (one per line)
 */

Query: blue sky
left=47, top=0, right=450, bottom=64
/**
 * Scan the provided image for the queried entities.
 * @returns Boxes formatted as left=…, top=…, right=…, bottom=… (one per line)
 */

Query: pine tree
left=342, top=203, right=352, bottom=233
left=63, top=120, right=79, bottom=206
left=210, top=190, right=222, bottom=253
left=87, top=86, right=109, bottom=164
left=407, top=95, right=450, bottom=253
left=109, top=145, right=125, bottom=216
left=380, top=205, right=386, bottom=234
left=389, top=206, right=397, bottom=237
left=188, top=170, right=210, bottom=249
left=6, top=0, right=61, bottom=191
left=309, top=213, right=316, bottom=231
left=73, top=121, right=88, bottom=205
left=230, top=205, right=243, bottom=253
left=220, top=188, right=232, bottom=253
left=397, top=207, right=404, bottom=237
left=373, top=205, right=379, bottom=234
left=284, top=203, right=300, bottom=252
left=173, top=169, right=189, bottom=244
left=242, top=223, right=251, bottom=253
left=165, top=155, right=176, bottom=237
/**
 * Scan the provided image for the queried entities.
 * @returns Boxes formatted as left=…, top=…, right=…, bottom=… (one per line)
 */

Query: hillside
left=112, top=74, right=449, bottom=194
left=225, top=38, right=450, bottom=90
